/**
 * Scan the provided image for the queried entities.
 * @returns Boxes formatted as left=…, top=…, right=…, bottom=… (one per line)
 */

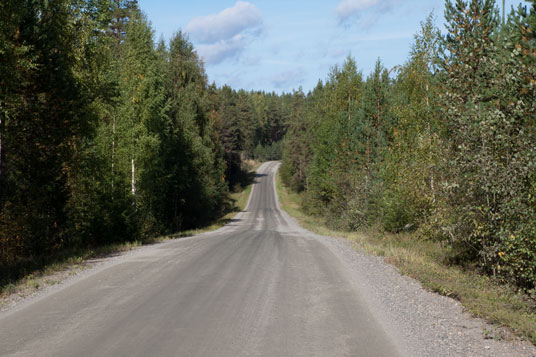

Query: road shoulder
left=274, top=166, right=536, bottom=356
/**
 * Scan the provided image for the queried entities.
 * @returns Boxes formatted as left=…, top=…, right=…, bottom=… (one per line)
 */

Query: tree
left=110, top=0, right=138, bottom=54
left=305, top=56, right=369, bottom=227
left=281, top=89, right=310, bottom=192
left=379, top=13, right=443, bottom=232
left=0, top=0, right=92, bottom=268
left=439, top=0, right=536, bottom=288
left=160, top=31, right=227, bottom=230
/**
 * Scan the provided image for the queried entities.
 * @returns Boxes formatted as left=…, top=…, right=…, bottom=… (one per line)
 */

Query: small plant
left=483, top=328, right=505, bottom=341
left=1, top=283, right=17, bottom=296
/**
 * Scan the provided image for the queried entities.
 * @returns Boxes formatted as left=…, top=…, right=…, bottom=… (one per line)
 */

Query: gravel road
left=0, top=161, right=534, bottom=356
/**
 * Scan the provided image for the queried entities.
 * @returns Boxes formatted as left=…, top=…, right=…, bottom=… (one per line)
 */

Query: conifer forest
left=1, top=0, right=536, bottom=294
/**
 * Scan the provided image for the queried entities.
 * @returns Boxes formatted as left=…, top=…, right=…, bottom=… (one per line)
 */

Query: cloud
left=185, top=1, right=263, bottom=64
left=272, top=67, right=305, bottom=89
left=336, top=0, right=398, bottom=26
left=197, top=34, right=249, bottom=65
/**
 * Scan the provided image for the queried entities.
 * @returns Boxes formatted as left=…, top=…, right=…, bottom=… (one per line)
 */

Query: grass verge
left=0, top=241, right=143, bottom=306
left=1, top=161, right=261, bottom=304
left=172, top=179, right=254, bottom=238
left=171, top=159, right=261, bottom=238
left=275, top=171, right=536, bottom=345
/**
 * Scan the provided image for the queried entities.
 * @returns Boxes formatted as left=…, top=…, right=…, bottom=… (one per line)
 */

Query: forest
left=0, top=0, right=288, bottom=284
left=281, top=0, right=536, bottom=291
left=1, top=0, right=536, bottom=293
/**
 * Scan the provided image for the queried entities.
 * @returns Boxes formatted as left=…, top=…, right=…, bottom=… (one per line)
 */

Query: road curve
left=0, top=161, right=400, bottom=357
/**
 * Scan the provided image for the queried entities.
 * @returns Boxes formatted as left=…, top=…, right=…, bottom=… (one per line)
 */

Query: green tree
left=305, top=56, right=368, bottom=227
left=379, top=14, right=443, bottom=232
left=110, top=0, right=138, bottom=53
left=281, top=89, right=310, bottom=191
left=0, top=0, right=93, bottom=270
left=161, top=31, right=227, bottom=229
left=439, top=0, right=536, bottom=288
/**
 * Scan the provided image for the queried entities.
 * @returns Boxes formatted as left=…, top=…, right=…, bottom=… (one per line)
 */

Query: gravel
left=307, top=231, right=536, bottom=356
left=0, top=245, right=152, bottom=314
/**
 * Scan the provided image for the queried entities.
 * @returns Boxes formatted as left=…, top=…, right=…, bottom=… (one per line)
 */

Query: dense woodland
left=1, top=0, right=536, bottom=292
left=0, top=0, right=287, bottom=284
left=282, top=0, right=536, bottom=290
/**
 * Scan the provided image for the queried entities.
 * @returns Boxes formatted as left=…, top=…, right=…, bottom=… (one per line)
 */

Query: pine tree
left=110, top=0, right=138, bottom=54
left=281, top=89, right=310, bottom=192
left=161, top=31, right=227, bottom=229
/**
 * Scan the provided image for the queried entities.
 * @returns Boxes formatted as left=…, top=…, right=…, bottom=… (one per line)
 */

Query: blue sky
left=138, top=0, right=529, bottom=93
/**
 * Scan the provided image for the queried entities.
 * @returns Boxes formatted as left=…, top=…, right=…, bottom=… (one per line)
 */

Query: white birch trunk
left=111, top=116, right=116, bottom=191
left=426, top=83, right=436, bottom=203
left=131, top=154, right=136, bottom=196
left=0, top=117, right=3, bottom=178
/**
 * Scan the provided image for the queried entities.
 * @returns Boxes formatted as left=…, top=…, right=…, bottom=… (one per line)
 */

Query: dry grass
left=275, top=172, right=536, bottom=345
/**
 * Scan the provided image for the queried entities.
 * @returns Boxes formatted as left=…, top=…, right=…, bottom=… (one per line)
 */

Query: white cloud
left=197, top=34, right=249, bottom=65
left=185, top=1, right=263, bottom=65
left=185, top=1, right=262, bottom=44
left=336, top=0, right=398, bottom=26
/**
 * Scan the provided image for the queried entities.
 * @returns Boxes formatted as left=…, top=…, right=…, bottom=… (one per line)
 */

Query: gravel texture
left=0, top=247, right=145, bottom=314
left=305, top=229, right=536, bottom=356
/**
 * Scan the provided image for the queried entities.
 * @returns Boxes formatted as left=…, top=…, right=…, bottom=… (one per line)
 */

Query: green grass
left=275, top=172, right=536, bottom=345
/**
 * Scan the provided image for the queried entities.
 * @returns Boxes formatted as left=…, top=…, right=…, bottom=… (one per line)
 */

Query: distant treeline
left=281, top=1, right=536, bottom=290
left=0, top=0, right=288, bottom=283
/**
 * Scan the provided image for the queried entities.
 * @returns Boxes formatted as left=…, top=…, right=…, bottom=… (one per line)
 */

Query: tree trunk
left=111, top=116, right=116, bottom=191
left=131, top=153, right=136, bottom=196
left=426, top=83, right=435, bottom=203
left=0, top=117, right=3, bottom=179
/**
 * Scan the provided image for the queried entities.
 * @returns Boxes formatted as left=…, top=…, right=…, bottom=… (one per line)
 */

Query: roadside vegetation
left=279, top=0, right=536, bottom=345
left=0, top=159, right=259, bottom=303
left=276, top=172, right=536, bottom=344
left=281, top=1, right=536, bottom=293
left=0, top=1, right=285, bottom=288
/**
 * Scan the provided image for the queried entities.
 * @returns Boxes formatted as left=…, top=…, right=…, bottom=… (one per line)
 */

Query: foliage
left=0, top=0, right=286, bottom=285
left=253, top=142, right=282, bottom=161
left=213, top=86, right=289, bottom=188
left=438, top=0, right=536, bottom=288
left=1, top=0, right=92, bottom=268
left=281, top=1, right=536, bottom=290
